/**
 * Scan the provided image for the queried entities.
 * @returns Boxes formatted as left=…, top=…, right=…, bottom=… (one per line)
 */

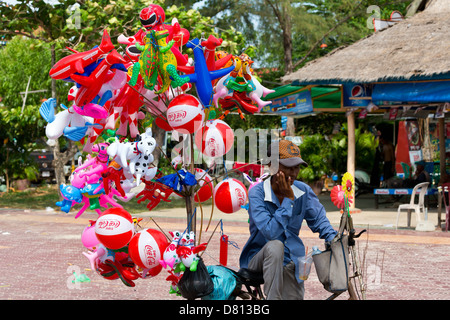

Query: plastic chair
left=395, top=182, right=429, bottom=229
left=401, top=162, right=411, bottom=179
left=442, top=183, right=450, bottom=232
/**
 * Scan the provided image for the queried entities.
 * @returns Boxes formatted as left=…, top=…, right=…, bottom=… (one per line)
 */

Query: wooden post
left=439, top=117, right=447, bottom=183
left=347, top=111, right=356, bottom=208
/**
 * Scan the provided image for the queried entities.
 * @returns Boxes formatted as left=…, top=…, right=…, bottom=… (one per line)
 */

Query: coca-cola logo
left=235, top=188, right=246, bottom=206
left=168, top=110, right=187, bottom=123
left=208, top=138, right=218, bottom=157
left=144, top=244, right=157, bottom=266
left=97, top=219, right=120, bottom=230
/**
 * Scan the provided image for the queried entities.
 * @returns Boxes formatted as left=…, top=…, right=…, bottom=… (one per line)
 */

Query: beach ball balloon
left=95, top=208, right=135, bottom=250
left=167, top=94, right=204, bottom=134
left=194, top=168, right=214, bottom=203
left=128, top=228, right=169, bottom=271
left=214, top=178, right=248, bottom=214
left=195, top=119, right=234, bottom=158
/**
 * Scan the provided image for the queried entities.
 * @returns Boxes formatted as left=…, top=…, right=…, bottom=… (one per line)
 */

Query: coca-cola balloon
left=95, top=208, right=135, bottom=250
left=128, top=228, right=169, bottom=271
left=166, top=94, right=204, bottom=134
left=193, top=168, right=213, bottom=203
left=194, top=119, right=234, bottom=158
left=213, top=178, right=248, bottom=214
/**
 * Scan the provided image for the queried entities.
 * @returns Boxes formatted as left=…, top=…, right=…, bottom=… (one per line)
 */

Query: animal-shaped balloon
left=159, top=230, right=183, bottom=270
left=243, top=172, right=269, bottom=192
left=73, top=143, right=109, bottom=180
left=241, top=60, right=275, bottom=111
left=176, top=231, right=207, bottom=272
left=107, top=127, right=156, bottom=170
left=56, top=184, right=83, bottom=213
left=212, top=57, right=242, bottom=108
left=39, top=98, right=99, bottom=142
left=136, top=174, right=175, bottom=211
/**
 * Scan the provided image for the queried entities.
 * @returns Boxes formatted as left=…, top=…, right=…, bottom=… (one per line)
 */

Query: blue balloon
left=177, top=38, right=234, bottom=108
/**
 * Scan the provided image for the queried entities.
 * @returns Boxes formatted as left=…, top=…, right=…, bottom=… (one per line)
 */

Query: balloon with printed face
left=214, top=178, right=248, bottom=214
left=95, top=208, right=135, bottom=250
left=166, top=94, right=204, bottom=134
left=194, top=119, right=234, bottom=158
left=128, top=228, right=169, bottom=270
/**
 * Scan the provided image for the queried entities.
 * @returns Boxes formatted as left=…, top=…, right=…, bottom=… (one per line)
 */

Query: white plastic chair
left=395, top=182, right=429, bottom=229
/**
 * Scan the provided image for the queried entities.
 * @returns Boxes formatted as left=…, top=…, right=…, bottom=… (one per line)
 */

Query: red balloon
left=214, top=178, right=248, bottom=214
left=194, top=168, right=214, bottom=203
left=154, top=117, right=173, bottom=131
left=128, top=228, right=169, bottom=270
left=167, top=94, right=204, bottom=134
left=195, top=119, right=234, bottom=158
left=95, top=208, right=135, bottom=250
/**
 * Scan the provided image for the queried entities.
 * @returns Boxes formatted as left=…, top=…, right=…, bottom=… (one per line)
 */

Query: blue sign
left=262, top=89, right=313, bottom=115
left=372, top=81, right=450, bottom=103
left=281, top=116, right=287, bottom=130
left=342, top=83, right=372, bottom=108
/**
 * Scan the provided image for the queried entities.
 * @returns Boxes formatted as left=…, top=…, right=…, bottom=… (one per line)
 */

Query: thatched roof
left=282, top=0, right=450, bottom=85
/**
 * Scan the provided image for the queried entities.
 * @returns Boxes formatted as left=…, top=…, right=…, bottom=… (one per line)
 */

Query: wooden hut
left=281, top=0, right=450, bottom=200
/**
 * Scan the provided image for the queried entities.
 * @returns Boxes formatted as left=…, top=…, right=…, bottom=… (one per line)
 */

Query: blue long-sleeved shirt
left=239, top=178, right=337, bottom=283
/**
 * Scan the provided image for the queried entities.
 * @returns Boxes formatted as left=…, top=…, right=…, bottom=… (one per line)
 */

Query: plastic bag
left=313, top=234, right=349, bottom=293
left=177, top=258, right=214, bottom=300
left=202, top=265, right=240, bottom=300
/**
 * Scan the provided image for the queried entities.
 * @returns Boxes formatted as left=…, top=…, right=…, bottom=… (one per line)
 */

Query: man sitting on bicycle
left=239, top=140, right=337, bottom=300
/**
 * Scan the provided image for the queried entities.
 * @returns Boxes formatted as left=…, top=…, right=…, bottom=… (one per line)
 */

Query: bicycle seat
left=238, top=268, right=264, bottom=286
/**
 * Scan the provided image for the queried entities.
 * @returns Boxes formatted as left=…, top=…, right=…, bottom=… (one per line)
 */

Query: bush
left=298, top=124, right=377, bottom=183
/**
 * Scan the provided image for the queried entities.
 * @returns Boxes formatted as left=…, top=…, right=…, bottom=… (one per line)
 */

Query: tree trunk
left=51, top=44, right=57, bottom=100
left=48, top=44, right=79, bottom=195
left=274, top=0, right=295, bottom=136
left=52, top=139, right=79, bottom=188
left=152, top=123, right=166, bottom=167
left=281, top=4, right=293, bottom=74
left=286, top=117, right=295, bottom=136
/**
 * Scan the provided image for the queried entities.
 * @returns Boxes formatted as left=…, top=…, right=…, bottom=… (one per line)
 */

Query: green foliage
left=0, top=105, right=45, bottom=182
left=298, top=123, right=378, bottom=182
left=298, top=134, right=331, bottom=182
left=0, top=37, right=69, bottom=108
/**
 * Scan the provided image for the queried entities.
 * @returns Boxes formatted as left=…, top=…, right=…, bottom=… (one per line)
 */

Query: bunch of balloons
left=41, top=4, right=275, bottom=293
left=81, top=207, right=169, bottom=287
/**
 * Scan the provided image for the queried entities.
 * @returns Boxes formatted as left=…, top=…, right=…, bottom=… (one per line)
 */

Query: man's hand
left=272, top=171, right=295, bottom=201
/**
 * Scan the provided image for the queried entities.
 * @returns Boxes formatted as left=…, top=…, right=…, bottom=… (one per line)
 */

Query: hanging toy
left=128, top=228, right=169, bottom=276
left=159, top=230, right=183, bottom=270
left=176, top=231, right=207, bottom=272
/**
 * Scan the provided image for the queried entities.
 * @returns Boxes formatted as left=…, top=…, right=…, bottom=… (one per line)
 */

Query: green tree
left=0, top=105, right=44, bottom=190
left=298, top=123, right=377, bottom=183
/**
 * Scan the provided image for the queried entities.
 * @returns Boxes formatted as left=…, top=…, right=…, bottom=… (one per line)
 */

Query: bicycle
left=326, top=206, right=367, bottom=300
left=229, top=205, right=367, bottom=300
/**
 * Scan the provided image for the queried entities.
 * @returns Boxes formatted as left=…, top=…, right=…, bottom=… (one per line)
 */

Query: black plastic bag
left=177, top=258, right=214, bottom=300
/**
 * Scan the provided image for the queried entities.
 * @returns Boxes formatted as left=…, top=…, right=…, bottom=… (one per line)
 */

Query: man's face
left=277, top=163, right=301, bottom=185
